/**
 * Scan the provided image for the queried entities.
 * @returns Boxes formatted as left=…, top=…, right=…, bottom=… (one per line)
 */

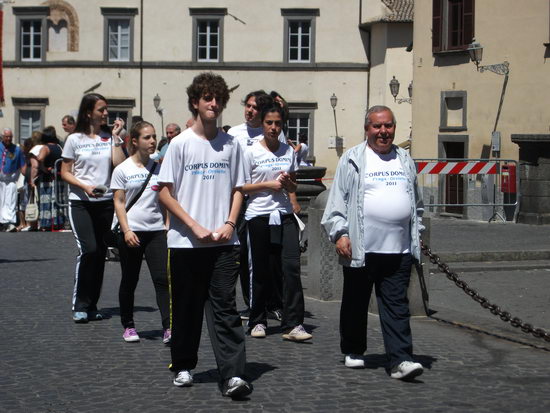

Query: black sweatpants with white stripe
left=247, top=214, right=304, bottom=332
left=68, top=199, right=114, bottom=312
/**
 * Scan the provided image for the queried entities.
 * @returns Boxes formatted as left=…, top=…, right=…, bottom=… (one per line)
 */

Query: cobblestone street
left=1, top=232, right=549, bottom=412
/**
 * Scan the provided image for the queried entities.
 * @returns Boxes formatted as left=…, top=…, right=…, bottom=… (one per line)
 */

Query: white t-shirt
left=228, top=122, right=286, bottom=152
left=110, top=158, right=164, bottom=232
left=244, top=140, right=298, bottom=220
left=158, top=128, right=245, bottom=248
left=298, top=143, right=310, bottom=166
left=29, top=145, right=44, bottom=158
left=363, top=145, right=411, bottom=254
left=61, top=132, right=113, bottom=201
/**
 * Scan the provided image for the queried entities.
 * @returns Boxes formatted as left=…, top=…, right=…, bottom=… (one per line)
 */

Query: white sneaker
left=390, top=361, right=423, bottom=380
left=345, top=354, right=365, bottom=369
left=250, top=324, right=266, bottom=338
left=173, top=370, right=193, bottom=387
left=282, top=325, right=312, bottom=341
left=222, top=377, right=253, bottom=398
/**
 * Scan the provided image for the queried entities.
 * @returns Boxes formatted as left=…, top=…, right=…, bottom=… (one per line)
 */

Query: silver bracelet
left=112, top=136, right=124, bottom=147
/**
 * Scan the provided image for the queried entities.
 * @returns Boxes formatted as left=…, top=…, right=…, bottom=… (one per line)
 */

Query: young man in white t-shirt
left=158, top=73, right=252, bottom=399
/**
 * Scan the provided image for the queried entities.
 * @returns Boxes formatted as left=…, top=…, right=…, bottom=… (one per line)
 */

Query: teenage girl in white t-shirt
left=243, top=104, right=312, bottom=342
left=61, top=93, right=126, bottom=323
left=111, top=121, right=170, bottom=344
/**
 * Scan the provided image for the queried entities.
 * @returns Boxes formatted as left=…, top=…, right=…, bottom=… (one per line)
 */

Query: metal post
left=332, top=107, right=339, bottom=138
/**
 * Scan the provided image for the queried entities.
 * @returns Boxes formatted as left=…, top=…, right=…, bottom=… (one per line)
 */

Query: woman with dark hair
left=111, top=121, right=170, bottom=344
left=61, top=93, right=126, bottom=323
left=36, top=126, right=65, bottom=230
left=269, top=91, right=289, bottom=133
left=243, top=104, right=312, bottom=342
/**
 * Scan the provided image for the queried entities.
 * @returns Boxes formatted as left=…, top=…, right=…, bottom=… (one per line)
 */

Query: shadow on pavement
left=0, top=258, right=55, bottom=263
left=430, top=314, right=550, bottom=352
left=100, top=306, right=158, bottom=318
left=138, top=329, right=164, bottom=341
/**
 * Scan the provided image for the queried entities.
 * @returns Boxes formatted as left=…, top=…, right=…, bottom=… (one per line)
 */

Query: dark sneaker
left=345, top=354, right=365, bottom=369
left=390, top=361, right=423, bottom=380
left=123, top=328, right=140, bottom=343
left=72, top=312, right=88, bottom=323
left=173, top=370, right=193, bottom=387
left=163, top=329, right=172, bottom=345
left=222, top=377, right=253, bottom=399
left=88, top=311, right=103, bottom=321
left=268, top=309, right=283, bottom=321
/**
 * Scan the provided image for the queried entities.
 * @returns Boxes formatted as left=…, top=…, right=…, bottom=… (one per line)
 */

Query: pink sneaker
left=163, top=328, right=171, bottom=345
left=123, top=328, right=140, bottom=343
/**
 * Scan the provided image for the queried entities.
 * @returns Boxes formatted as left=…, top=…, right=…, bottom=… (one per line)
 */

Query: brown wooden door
left=443, top=142, right=464, bottom=214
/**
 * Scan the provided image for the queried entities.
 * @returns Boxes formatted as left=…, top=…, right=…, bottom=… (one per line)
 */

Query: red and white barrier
left=416, top=161, right=497, bottom=175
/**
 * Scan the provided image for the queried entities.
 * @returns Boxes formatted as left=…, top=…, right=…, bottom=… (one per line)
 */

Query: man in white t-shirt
left=322, top=106, right=425, bottom=381
left=158, top=73, right=252, bottom=399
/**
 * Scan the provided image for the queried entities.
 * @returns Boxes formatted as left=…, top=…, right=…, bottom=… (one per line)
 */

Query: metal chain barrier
left=421, top=241, right=550, bottom=343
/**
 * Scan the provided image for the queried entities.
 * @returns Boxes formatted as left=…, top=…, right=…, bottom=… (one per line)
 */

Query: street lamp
left=389, top=76, right=412, bottom=104
left=153, top=93, right=164, bottom=136
left=467, top=41, right=509, bottom=75
left=330, top=93, right=339, bottom=138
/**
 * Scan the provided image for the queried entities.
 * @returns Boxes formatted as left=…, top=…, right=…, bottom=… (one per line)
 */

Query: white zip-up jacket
left=321, top=142, right=424, bottom=268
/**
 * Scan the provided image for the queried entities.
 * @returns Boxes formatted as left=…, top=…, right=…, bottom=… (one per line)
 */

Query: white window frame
left=288, top=21, right=311, bottom=63
left=108, top=19, right=131, bottom=62
left=190, top=8, right=226, bottom=63
left=101, top=8, right=138, bottom=63
left=13, top=7, right=49, bottom=63
left=106, top=98, right=135, bottom=129
left=282, top=9, right=319, bottom=64
left=12, top=97, right=49, bottom=145
left=288, top=102, right=317, bottom=164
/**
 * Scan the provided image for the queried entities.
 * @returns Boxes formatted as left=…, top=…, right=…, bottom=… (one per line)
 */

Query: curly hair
left=187, top=72, right=230, bottom=117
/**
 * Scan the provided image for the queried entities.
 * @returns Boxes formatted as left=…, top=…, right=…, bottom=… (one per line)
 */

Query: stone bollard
left=306, top=190, right=343, bottom=300
left=306, top=190, right=429, bottom=316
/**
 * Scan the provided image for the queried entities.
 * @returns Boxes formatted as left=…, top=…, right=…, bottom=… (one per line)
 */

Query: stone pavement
left=1, top=231, right=550, bottom=413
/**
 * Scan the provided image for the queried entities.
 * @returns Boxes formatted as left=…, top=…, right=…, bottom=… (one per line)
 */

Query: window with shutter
left=432, top=0, right=475, bottom=53
left=432, top=0, right=442, bottom=52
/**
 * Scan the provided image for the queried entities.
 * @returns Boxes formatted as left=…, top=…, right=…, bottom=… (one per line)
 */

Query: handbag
left=25, top=187, right=39, bottom=222
left=107, top=163, right=156, bottom=247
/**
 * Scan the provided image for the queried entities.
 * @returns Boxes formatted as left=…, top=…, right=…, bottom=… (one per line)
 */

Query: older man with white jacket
left=321, top=105, right=424, bottom=381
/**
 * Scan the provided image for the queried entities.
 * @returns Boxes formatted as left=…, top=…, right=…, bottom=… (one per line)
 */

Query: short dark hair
left=187, top=72, right=230, bottom=117
left=157, top=137, right=168, bottom=152
left=41, top=126, right=60, bottom=144
left=62, top=115, right=75, bottom=125
left=131, top=115, right=144, bottom=126
left=260, top=103, right=285, bottom=122
left=269, top=90, right=289, bottom=123
left=243, top=90, right=267, bottom=105
left=75, top=93, right=107, bottom=134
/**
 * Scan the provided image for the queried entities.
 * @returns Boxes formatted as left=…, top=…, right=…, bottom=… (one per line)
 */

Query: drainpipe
left=139, top=0, right=143, bottom=116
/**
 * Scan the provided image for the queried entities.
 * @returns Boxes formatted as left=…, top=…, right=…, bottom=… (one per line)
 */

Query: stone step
left=429, top=259, right=550, bottom=273
left=433, top=250, right=550, bottom=262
